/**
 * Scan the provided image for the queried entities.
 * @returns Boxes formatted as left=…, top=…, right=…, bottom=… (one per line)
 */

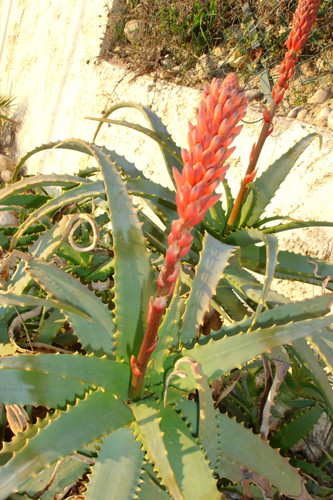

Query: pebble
left=314, top=107, right=331, bottom=126
left=0, top=169, right=13, bottom=183
left=195, top=55, right=213, bottom=81
left=287, top=106, right=306, bottom=119
left=0, top=154, right=15, bottom=174
left=297, top=109, right=309, bottom=121
left=124, top=20, right=143, bottom=45
left=308, top=86, right=331, bottom=105
left=0, top=210, right=19, bottom=227
left=245, top=89, right=263, bottom=102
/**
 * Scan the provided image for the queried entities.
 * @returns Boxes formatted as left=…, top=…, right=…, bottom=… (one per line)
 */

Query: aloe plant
left=0, top=1, right=332, bottom=498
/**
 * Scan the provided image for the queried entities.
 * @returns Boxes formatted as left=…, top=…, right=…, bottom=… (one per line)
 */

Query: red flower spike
left=130, top=75, right=250, bottom=397
left=272, top=0, right=320, bottom=108
left=167, top=261, right=181, bottom=284
left=157, top=75, right=247, bottom=305
left=165, top=243, right=180, bottom=264
left=172, top=167, right=183, bottom=189
left=171, top=219, right=182, bottom=240
left=130, top=355, right=143, bottom=377
left=179, top=243, right=193, bottom=258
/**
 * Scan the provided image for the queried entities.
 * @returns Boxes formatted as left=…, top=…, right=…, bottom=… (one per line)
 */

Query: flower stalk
left=224, top=0, right=321, bottom=234
left=130, top=74, right=247, bottom=400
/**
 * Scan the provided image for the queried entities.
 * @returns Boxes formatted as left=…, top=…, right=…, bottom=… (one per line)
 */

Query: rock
left=0, top=169, right=13, bottom=183
left=211, top=46, right=224, bottom=58
left=287, top=106, right=306, bottom=119
left=0, top=154, right=15, bottom=174
left=0, top=210, right=19, bottom=227
left=328, top=110, right=333, bottom=131
left=195, top=55, right=213, bottom=81
left=308, top=86, right=331, bottom=105
left=245, top=89, right=263, bottom=102
left=124, top=20, right=143, bottom=45
left=314, top=107, right=331, bottom=126
left=229, top=55, right=245, bottom=71
left=297, top=109, right=309, bottom=121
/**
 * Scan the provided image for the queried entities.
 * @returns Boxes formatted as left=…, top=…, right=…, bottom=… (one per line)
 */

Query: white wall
left=0, top=0, right=332, bottom=299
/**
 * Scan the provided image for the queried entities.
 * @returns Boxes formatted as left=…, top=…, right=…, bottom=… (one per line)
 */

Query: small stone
left=287, top=106, right=306, bottom=119
left=327, top=110, right=333, bottom=131
left=0, top=169, right=13, bottom=183
left=210, top=46, right=223, bottom=58
left=308, top=86, right=331, bottom=105
left=195, top=55, right=213, bottom=81
left=0, top=210, right=19, bottom=227
left=124, top=20, right=143, bottom=45
left=0, top=154, right=15, bottom=174
left=314, top=107, right=331, bottom=126
left=296, top=109, right=309, bottom=121
left=245, top=89, right=263, bottom=102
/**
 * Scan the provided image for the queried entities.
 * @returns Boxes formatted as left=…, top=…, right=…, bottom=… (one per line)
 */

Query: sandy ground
left=0, top=0, right=332, bottom=300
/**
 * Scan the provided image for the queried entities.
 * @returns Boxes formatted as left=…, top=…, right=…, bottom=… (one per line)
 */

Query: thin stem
left=224, top=100, right=277, bottom=235
left=130, top=304, right=165, bottom=400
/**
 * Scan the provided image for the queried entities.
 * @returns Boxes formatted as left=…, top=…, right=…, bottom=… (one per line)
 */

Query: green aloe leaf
left=0, top=390, right=133, bottom=500
left=90, top=143, right=155, bottom=362
left=13, top=139, right=145, bottom=182
left=90, top=102, right=183, bottom=185
left=291, top=338, right=333, bottom=418
left=181, top=234, right=237, bottom=345
left=0, top=362, right=88, bottom=408
left=136, top=469, right=172, bottom=499
left=177, top=397, right=243, bottom=484
left=0, top=193, right=49, bottom=209
left=262, top=219, right=333, bottom=234
left=240, top=133, right=317, bottom=227
left=217, top=413, right=309, bottom=499
left=132, top=401, right=183, bottom=500
left=309, top=327, right=333, bottom=373
left=126, top=177, right=176, bottom=209
left=0, top=291, right=90, bottom=319
left=240, top=246, right=333, bottom=291
left=26, top=258, right=115, bottom=356
left=182, top=315, right=333, bottom=383
left=177, top=360, right=220, bottom=471
left=18, top=452, right=92, bottom=499
left=38, top=308, right=65, bottom=344
left=0, top=353, right=131, bottom=405
left=139, top=210, right=169, bottom=255
left=0, top=174, right=91, bottom=200
left=270, top=404, right=323, bottom=452
left=159, top=405, right=220, bottom=500
left=202, top=293, right=333, bottom=343
left=0, top=219, right=86, bottom=337
left=249, top=234, right=278, bottom=327
left=215, top=283, right=250, bottom=321
left=84, top=428, right=144, bottom=500
left=223, top=266, right=289, bottom=308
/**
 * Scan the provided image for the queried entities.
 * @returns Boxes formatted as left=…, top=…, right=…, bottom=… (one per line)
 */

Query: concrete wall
left=0, top=0, right=332, bottom=299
